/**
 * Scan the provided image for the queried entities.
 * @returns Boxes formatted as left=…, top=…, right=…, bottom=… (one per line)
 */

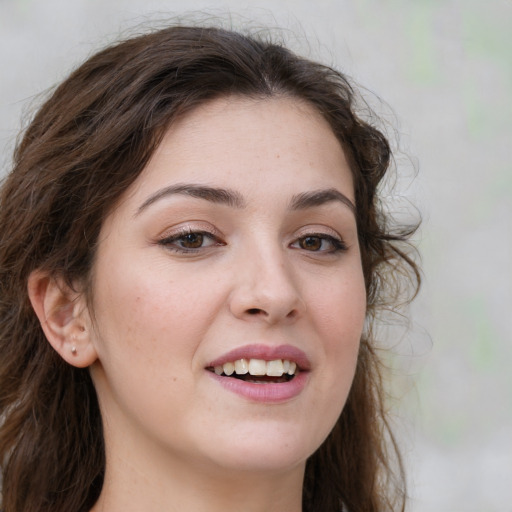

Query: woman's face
left=85, top=96, right=366, bottom=476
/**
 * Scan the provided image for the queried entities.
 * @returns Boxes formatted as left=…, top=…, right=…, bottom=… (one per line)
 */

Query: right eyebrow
left=135, top=183, right=246, bottom=216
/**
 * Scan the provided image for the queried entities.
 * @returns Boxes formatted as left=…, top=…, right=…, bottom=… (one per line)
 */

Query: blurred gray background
left=1, top=0, right=511, bottom=510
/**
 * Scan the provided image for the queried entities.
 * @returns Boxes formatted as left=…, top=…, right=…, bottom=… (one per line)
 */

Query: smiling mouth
left=207, top=358, right=299, bottom=384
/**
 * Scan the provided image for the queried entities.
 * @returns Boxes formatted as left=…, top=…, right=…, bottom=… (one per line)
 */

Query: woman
left=0, top=24, right=419, bottom=512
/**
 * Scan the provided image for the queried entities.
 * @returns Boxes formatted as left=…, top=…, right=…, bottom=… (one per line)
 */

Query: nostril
left=247, top=308, right=264, bottom=315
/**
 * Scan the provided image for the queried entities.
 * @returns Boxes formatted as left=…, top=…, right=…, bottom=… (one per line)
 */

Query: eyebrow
left=136, top=183, right=246, bottom=215
left=289, top=188, right=355, bottom=213
left=136, top=183, right=355, bottom=216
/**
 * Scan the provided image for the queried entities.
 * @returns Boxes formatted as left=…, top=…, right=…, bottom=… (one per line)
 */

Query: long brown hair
left=0, top=24, right=420, bottom=512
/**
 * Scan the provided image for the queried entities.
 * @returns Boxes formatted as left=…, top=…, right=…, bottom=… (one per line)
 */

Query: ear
left=27, top=270, right=98, bottom=368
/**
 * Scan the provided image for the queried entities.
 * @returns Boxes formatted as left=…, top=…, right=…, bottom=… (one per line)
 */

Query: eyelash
left=157, top=229, right=224, bottom=253
left=158, top=229, right=347, bottom=255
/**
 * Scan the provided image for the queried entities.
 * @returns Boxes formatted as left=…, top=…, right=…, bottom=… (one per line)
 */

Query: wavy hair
left=0, top=24, right=420, bottom=512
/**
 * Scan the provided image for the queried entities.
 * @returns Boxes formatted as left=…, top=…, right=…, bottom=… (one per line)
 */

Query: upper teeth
left=214, top=359, right=297, bottom=377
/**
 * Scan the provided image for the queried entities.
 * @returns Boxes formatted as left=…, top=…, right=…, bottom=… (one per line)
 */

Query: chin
left=197, top=421, right=323, bottom=475
left=213, top=448, right=308, bottom=475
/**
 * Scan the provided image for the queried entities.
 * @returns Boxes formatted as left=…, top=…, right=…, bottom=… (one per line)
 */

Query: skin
left=29, top=96, right=367, bottom=512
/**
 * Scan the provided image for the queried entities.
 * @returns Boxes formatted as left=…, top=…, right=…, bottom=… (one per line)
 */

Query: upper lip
left=206, top=344, right=311, bottom=371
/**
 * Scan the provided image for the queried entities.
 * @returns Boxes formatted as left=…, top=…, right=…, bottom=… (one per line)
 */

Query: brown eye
left=299, top=236, right=322, bottom=251
left=180, top=233, right=204, bottom=249
left=291, top=233, right=347, bottom=254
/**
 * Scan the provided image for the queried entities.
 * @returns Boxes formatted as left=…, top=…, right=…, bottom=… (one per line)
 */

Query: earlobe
left=27, top=270, right=98, bottom=368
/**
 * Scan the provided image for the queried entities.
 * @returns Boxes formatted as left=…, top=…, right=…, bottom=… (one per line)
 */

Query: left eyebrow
left=289, top=188, right=356, bottom=213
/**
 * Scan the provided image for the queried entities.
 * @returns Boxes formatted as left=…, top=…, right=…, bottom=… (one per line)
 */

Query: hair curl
left=0, top=24, right=419, bottom=512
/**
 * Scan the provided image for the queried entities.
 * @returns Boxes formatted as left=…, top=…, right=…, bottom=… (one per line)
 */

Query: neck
left=89, top=423, right=305, bottom=512
left=91, top=454, right=305, bottom=512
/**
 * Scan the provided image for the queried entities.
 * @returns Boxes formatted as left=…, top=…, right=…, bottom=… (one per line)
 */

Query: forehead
left=120, top=96, right=355, bottom=212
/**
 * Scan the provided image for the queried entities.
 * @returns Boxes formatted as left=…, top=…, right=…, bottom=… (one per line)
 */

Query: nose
left=228, top=245, right=306, bottom=324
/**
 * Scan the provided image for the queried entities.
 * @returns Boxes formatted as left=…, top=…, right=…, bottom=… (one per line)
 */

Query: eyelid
left=292, top=225, right=344, bottom=241
left=156, top=222, right=223, bottom=241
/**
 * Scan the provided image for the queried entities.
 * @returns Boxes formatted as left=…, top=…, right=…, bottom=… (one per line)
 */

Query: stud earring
left=71, top=335, right=78, bottom=355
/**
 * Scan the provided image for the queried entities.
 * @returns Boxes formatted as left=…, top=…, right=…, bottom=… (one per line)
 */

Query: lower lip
left=207, top=371, right=309, bottom=403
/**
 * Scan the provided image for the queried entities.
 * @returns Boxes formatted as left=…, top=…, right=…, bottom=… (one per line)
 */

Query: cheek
left=309, top=269, right=366, bottom=398
left=90, top=255, right=226, bottom=361
left=312, top=270, right=366, bottom=340
left=88, top=262, right=201, bottom=428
